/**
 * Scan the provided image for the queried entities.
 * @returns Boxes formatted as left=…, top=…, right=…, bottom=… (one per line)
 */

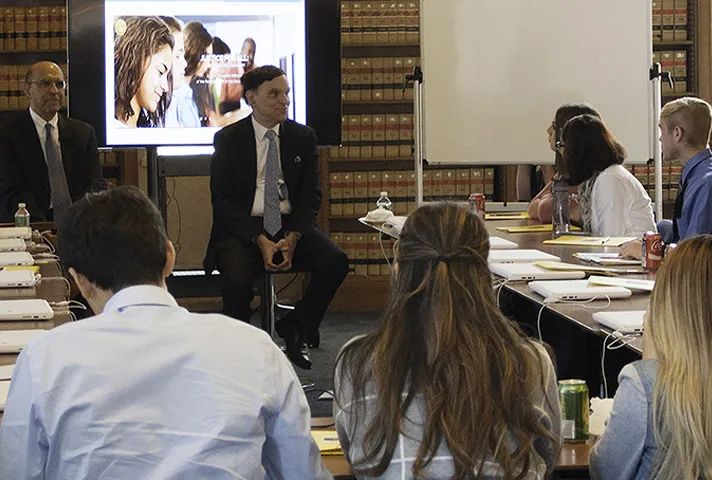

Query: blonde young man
left=620, top=97, right=712, bottom=259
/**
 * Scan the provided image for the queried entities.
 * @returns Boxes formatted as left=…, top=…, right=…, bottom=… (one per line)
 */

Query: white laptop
left=0, top=252, right=34, bottom=267
left=0, top=364, right=15, bottom=381
left=0, top=227, right=32, bottom=240
left=529, top=280, right=632, bottom=303
left=0, top=270, right=39, bottom=288
left=0, top=329, right=46, bottom=353
left=592, top=310, right=646, bottom=334
left=0, top=380, right=9, bottom=410
left=488, top=249, right=560, bottom=264
left=0, top=299, right=54, bottom=321
left=0, top=238, right=26, bottom=252
left=490, top=263, right=586, bottom=281
left=489, top=237, right=518, bottom=250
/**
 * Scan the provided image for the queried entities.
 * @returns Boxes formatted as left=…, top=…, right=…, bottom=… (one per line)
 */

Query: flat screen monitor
left=69, top=0, right=340, bottom=147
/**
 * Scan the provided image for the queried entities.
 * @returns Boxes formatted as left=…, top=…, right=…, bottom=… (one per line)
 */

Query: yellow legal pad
left=542, top=236, right=636, bottom=247
left=3, top=265, right=40, bottom=274
left=312, top=430, right=343, bottom=456
left=484, top=212, right=530, bottom=220
left=533, top=261, right=643, bottom=275
left=495, top=224, right=582, bottom=233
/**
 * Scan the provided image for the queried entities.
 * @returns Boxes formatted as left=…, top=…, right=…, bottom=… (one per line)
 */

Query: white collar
left=251, top=115, right=280, bottom=140
left=29, top=107, right=59, bottom=131
left=104, top=285, right=179, bottom=313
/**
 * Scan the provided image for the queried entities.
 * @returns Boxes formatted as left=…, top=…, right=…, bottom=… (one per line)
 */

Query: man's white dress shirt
left=251, top=116, right=292, bottom=216
left=0, top=285, right=331, bottom=480
left=28, top=107, right=61, bottom=168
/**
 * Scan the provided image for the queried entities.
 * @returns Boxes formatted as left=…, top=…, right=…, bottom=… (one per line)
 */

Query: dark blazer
left=0, top=110, right=106, bottom=223
left=204, top=116, right=321, bottom=272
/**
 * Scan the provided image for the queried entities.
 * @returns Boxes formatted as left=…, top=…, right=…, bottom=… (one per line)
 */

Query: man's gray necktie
left=45, top=124, right=72, bottom=225
left=263, top=129, right=282, bottom=237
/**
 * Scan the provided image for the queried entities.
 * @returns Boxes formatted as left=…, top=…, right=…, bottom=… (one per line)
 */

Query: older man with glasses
left=0, top=61, right=106, bottom=224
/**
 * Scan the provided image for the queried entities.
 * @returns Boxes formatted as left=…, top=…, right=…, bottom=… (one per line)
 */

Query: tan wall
left=165, top=177, right=213, bottom=270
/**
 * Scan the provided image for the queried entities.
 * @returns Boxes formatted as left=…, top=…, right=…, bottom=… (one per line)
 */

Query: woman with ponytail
left=334, top=203, right=562, bottom=479
left=591, top=234, right=712, bottom=480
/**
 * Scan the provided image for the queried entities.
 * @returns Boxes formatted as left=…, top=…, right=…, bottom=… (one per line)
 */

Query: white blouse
left=590, top=164, right=656, bottom=237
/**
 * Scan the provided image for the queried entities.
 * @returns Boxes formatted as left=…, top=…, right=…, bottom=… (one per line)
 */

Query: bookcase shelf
left=653, top=40, right=695, bottom=47
left=342, top=99, right=413, bottom=105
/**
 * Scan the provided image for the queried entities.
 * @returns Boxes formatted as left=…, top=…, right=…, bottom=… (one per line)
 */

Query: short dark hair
left=561, top=114, right=627, bottom=185
left=240, top=65, right=285, bottom=106
left=58, top=187, right=169, bottom=292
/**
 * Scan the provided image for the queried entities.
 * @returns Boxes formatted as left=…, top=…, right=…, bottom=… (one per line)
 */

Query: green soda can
left=558, top=379, right=589, bottom=442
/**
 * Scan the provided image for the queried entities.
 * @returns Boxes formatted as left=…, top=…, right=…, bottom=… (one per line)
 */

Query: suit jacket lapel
left=279, top=122, right=296, bottom=192
left=243, top=117, right=258, bottom=198
left=57, top=115, right=74, bottom=184
left=20, top=111, right=51, bottom=194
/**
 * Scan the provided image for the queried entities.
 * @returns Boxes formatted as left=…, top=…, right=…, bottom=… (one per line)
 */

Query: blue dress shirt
left=675, top=147, right=712, bottom=241
left=0, top=285, right=332, bottom=480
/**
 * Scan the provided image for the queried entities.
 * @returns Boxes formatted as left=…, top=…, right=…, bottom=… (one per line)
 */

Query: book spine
left=367, top=233, right=381, bottom=275
left=674, top=0, right=687, bottom=41
left=342, top=172, right=355, bottom=215
left=330, top=172, right=343, bottom=216
left=25, top=7, right=37, bottom=51
left=360, top=114, right=373, bottom=158
left=4, top=7, right=15, bottom=51
left=385, top=114, right=400, bottom=157
left=399, top=113, right=412, bottom=157
left=360, top=58, right=372, bottom=101
left=674, top=50, right=687, bottom=93
left=372, top=115, right=386, bottom=157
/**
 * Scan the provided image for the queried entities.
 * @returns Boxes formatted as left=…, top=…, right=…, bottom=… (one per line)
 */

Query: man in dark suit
left=0, top=61, right=106, bottom=224
left=205, top=65, right=348, bottom=370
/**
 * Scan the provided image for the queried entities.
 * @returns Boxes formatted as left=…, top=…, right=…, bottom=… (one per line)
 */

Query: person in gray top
left=334, top=203, right=562, bottom=479
left=591, top=234, right=712, bottom=480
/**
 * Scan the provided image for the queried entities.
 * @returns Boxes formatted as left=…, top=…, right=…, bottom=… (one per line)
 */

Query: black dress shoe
left=306, top=330, right=320, bottom=349
left=275, top=322, right=313, bottom=370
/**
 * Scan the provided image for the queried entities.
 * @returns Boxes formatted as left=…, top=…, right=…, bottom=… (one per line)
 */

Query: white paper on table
left=0, top=364, right=14, bottom=381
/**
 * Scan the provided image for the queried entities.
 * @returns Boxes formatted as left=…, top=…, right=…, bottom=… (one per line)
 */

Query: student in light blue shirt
left=0, top=187, right=331, bottom=480
left=591, top=235, right=712, bottom=480
left=620, top=97, right=712, bottom=259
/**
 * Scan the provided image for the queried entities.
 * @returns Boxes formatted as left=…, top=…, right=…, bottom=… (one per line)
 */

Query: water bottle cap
left=18, top=203, right=26, bottom=208
left=380, top=191, right=388, bottom=196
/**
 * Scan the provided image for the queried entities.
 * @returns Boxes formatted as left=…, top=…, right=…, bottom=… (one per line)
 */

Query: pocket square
left=294, top=156, right=302, bottom=164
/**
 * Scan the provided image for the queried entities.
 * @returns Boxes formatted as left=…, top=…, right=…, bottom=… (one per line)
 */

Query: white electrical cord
left=378, top=234, right=392, bottom=272
left=601, top=329, right=642, bottom=398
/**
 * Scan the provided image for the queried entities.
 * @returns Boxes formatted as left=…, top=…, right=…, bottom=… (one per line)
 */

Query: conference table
left=313, top=417, right=595, bottom=479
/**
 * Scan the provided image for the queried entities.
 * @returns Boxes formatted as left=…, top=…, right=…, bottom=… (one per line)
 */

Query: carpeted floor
left=273, top=311, right=382, bottom=418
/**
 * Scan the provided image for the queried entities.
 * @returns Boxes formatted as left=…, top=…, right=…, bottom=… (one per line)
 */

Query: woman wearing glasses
left=334, top=203, right=561, bottom=479
left=114, top=16, right=174, bottom=128
left=590, top=234, right=712, bottom=479
left=527, top=103, right=600, bottom=224
left=560, top=114, right=655, bottom=236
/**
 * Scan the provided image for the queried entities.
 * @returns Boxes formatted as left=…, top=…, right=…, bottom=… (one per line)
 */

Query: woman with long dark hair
left=527, top=103, right=600, bottom=223
left=334, top=203, right=561, bottom=479
left=114, top=16, right=174, bottom=128
left=561, top=114, right=655, bottom=236
left=183, top=21, right=215, bottom=127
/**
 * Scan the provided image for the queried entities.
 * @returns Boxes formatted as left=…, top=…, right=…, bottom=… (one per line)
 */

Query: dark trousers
left=215, top=222, right=349, bottom=334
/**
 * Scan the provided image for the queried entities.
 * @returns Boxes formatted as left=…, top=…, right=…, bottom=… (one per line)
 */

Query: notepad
left=484, top=212, right=530, bottom=220
left=573, top=253, right=641, bottom=266
left=0, top=380, right=10, bottom=410
left=495, top=224, right=582, bottom=233
left=543, top=236, right=636, bottom=247
left=4, top=265, right=40, bottom=274
left=533, top=261, right=643, bottom=275
left=311, top=430, right=343, bottom=455
left=588, top=276, right=655, bottom=292
left=0, top=364, right=15, bottom=381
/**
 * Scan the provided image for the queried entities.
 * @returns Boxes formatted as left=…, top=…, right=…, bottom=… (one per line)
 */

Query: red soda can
left=642, top=231, right=663, bottom=270
left=469, top=193, right=486, bottom=217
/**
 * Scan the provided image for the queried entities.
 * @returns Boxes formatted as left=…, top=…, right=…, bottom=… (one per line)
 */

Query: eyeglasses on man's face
left=32, top=79, right=67, bottom=91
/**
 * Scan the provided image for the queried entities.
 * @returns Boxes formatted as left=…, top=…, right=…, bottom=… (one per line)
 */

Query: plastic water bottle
left=376, top=191, right=392, bottom=211
left=551, top=180, right=570, bottom=237
left=14, top=203, right=30, bottom=227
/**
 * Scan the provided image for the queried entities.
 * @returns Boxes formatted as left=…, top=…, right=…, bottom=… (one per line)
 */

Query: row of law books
left=330, top=232, right=396, bottom=276
left=0, top=63, right=67, bottom=111
left=329, top=168, right=496, bottom=216
left=652, top=0, right=688, bottom=42
left=656, top=50, right=689, bottom=94
left=0, top=6, right=67, bottom=52
left=335, top=114, right=414, bottom=159
left=626, top=162, right=683, bottom=202
left=341, top=0, right=419, bottom=45
left=342, top=57, right=419, bottom=102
